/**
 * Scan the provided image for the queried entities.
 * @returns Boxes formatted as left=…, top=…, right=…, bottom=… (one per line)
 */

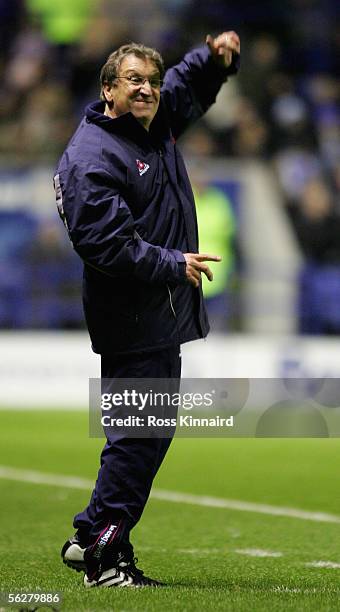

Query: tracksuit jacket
left=54, top=44, right=239, bottom=355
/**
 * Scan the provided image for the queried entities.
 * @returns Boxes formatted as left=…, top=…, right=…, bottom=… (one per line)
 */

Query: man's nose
left=140, top=79, right=153, bottom=95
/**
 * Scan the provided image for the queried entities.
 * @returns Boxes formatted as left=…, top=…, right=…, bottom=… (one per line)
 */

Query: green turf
left=1, top=410, right=340, bottom=611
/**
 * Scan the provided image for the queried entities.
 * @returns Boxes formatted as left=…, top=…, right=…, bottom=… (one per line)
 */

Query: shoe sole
left=84, top=572, right=163, bottom=588
left=61, top=541, right=86, bottom=573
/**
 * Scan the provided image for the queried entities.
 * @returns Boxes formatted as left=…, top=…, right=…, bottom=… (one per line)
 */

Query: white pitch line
left=117, top=546, right=340, bottom=570
left=0, top=466, right=94, bottom=490
left=234, top=548, right=283, bottom=558
left=150, top=488, right=340, bottom=524
left=179, top=548, right=283, bottom=558
left=177, top=548, right=221, bottom=555
left=306, top=561, right=340, bottom=569
left=1, top=465, right=340, bottom=525
left=272, top=587, right=302, bottom=593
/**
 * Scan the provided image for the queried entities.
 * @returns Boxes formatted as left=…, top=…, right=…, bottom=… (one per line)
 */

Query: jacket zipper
left=167, top=283, right=181, bottom=348
left=159, top=150, right=179, bottom=323
left=167, top=284, right=177, bottom=320
left=133, top=228, right=143, bottom=324
left=135, top=226, right=177, bottom=321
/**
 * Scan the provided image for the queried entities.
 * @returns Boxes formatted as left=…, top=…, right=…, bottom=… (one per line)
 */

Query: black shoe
left=61, top=533, right=86, bottom=572
left=117, top=550, right=164, bottom=587
left=84, top=545, right=163, bottom=588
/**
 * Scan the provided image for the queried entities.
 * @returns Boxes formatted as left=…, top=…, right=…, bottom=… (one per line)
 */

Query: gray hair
left=100, top=42, right=165, bottom=100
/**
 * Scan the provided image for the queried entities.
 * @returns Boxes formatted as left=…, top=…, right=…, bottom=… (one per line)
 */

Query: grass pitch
left=1, top=409, right=340, bottom=611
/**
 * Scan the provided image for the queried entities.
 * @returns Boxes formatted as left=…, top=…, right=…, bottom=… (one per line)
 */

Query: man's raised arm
left=161, top=31, right=240, bottom=140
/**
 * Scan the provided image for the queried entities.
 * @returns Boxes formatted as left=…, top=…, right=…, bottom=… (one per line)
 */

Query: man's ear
left=103, top=84, right=115, bottom=109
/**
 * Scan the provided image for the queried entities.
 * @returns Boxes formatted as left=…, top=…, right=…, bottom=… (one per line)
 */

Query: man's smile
left=133, top=99, right=154, bottom=104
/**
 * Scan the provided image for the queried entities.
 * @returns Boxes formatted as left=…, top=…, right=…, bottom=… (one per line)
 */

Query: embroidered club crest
left=136, top=159, right=150, bottom=176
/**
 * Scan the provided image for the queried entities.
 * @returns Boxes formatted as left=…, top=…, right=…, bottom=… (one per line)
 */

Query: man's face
left=103, top=55, right=161, bottom=131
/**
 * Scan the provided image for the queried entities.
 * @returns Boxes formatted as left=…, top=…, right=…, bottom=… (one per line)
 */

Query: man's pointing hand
left=183, top=253, right=222, bottom=288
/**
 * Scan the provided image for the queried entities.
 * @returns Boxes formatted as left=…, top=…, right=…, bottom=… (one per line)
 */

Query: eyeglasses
left=115, top=75, right=163, bottom=90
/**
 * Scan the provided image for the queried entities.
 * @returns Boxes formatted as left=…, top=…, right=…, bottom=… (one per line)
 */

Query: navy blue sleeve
left=54, top=164, right=187, bottom=285
left=161, top=44, right=239, bottom=140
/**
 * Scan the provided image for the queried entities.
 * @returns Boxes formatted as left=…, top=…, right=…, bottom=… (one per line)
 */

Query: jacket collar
left=85, top=100, right=169, bottom=146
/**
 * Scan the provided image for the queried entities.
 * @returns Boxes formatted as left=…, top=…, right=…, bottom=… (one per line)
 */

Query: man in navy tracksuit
left=55, top=31, right=240, bottom=588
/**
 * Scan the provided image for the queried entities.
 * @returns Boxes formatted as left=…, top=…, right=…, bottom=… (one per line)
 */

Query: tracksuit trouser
left=73, top=345, right=181, bottom=546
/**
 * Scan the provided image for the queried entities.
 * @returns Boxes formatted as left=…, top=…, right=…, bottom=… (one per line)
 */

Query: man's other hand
left=206, top=31, right=240, bottom=69
left=183, top=253, right=222, bottom=288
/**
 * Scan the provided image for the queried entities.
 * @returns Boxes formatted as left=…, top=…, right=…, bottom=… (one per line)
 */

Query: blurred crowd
left=0, top=0, right=339, bottom=332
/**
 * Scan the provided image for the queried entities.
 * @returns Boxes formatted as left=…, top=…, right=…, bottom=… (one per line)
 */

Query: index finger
left=195, top=253, right=222, bottom=262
